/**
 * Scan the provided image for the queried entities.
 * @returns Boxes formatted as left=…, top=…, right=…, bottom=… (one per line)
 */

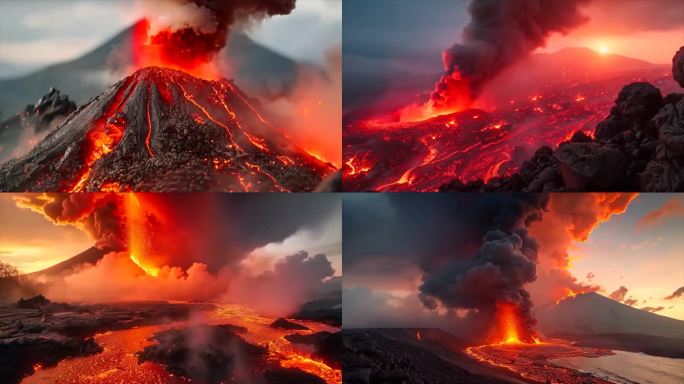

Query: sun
left=598, top=46, right=609, bottom=55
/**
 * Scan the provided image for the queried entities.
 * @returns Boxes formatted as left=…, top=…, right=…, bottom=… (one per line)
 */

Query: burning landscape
left=343, top=193, right=684, bottom=383
left=0, top=0, right=340, bottom=192
left=342, top=0, right=684, bottom=191
left=0, top=193, right=342, bottom=383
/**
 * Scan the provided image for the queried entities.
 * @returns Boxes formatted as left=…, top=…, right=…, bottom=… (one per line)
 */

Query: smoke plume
left=432, top=0, right=591, bottom=109
left=665, top=286, right=684, bottom=300
left=528, top=193, right=637, bottom=304
left=14, top=193, right=126, bottom=251
left=608, top=286, right=629, bottom=302
left=137, top=0, right=297, bottom=67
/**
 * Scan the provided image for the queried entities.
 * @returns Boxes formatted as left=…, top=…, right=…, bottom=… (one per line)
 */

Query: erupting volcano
left=0, top=67, right=334, bottom=192
left=342, top=0, right=684, bottom=192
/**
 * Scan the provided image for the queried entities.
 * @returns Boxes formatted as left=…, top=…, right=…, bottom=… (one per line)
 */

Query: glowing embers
left=125, top=194, right=159, bottom=277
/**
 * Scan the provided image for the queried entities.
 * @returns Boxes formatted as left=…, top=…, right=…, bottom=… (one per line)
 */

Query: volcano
left=342, top=48, right=681, bottom=192
left=0, top=67, right=335, bottom=192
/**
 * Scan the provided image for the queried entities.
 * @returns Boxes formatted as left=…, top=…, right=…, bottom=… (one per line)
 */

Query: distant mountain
left=537, top=292, right=684, bottom=339
left=27, top=247, right=106, bottom=279
left=0, top=21, right=304, bottom=117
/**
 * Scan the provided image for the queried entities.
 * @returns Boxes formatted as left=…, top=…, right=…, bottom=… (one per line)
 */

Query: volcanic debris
left=0, top=67, right=334, bottom=192
left=270, top=317, right=310, bottom=330
left=441, top=47, right=684, bottom=192
left=285, top=331, right=342, bottom=369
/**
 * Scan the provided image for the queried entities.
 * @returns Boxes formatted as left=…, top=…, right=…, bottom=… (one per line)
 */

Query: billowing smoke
left=15, top=193, right=339, bottom=313
left=14, top=193, right=125, bottom=251
left=343, top=194, right=548, bottom=342
left=419, top=228, right=539, bottom=342
left=137, top=0, right=297, bottom=67
left=432, top=0, right=591, bottom=110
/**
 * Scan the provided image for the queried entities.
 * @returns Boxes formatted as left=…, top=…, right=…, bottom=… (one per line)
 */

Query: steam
left=432, top=0, right=591, bottom=109
left=136, top=0, right=297, bottom=66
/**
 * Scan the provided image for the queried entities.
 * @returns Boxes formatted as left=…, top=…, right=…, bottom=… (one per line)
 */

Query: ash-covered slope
left=0, top=67, right=335, bottom=192
left=537, top=292, right=684, bottom=340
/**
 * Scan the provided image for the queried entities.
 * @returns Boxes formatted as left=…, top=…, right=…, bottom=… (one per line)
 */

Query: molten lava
left=496, top=302, right=522, bottom=344
left=124, top=194, right=159, bottom=277
left=398, top=70, right=473, bottom=123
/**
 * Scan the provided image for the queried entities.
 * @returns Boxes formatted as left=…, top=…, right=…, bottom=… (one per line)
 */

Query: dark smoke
left=343, top=194, right=548, bottom=341
left=147, top=0, right=297, bottom=66
left=419, top=228, right=539, bottom=342
left=665, top=286, right=684, bottom=300
left=15, top=194, right=125, bottom=251
left=432, top=0, right=591, bottom=107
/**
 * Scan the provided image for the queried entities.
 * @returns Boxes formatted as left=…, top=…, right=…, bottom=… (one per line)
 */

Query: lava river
left=343, top=67, right=677, bottom=191
left=22, top=304, right=341, bottom=384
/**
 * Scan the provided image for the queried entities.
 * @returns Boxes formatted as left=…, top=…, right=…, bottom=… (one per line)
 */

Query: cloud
left=608, top=286, right=628, bottom=302
left=624, top=298, right=638, bottom=307
left=637, top=197, right=684, bottom=230
left=641, top=306, right=665, bottom=313
left=665, top=286, right=684, bottom=300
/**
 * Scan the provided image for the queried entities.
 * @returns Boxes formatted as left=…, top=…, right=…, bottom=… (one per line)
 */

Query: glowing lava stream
left=23, top=305, right=341, bottom=384
left=125, top=194, right=159, bottom=277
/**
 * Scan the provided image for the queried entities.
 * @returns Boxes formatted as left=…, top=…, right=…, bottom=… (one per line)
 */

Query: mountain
left=537, top=292, right=684, bottom=339
left=26, top=247, right=106, bottom=279
left=0, top=67, right=334, bottom=192
left=0, top=21, right=303, bottom=117
left=536, top=292, right=684, bottom=357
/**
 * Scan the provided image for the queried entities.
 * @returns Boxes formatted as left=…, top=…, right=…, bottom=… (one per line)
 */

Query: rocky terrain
left=0, top=66, right=335, bottom=192
left=0, top=295, right=213, bottom=383
left=0, top=88, right=76, bottom=163
left=440, top=46, right=684, bottom=192
left=271, top=317, right=311, bottom=330
left=343, top=328, right=518, bottom=384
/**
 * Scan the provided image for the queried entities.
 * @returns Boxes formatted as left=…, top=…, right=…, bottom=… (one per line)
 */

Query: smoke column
left=431, top=0, right=591, bottom=111
left=137, top=0, right=297, bottom=67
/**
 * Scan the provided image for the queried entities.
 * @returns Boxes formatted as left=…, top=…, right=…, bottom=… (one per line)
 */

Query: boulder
left=554, top=142, right=626, bottom=190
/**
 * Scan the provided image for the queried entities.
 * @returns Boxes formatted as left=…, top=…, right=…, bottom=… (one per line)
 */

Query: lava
left=343, top=66, right=677, bottom=191
left=124, top=194, right=159, bottom=277
left=22, top=304, right=341, bottom=384
left=496, top=302, right=522, bottom=344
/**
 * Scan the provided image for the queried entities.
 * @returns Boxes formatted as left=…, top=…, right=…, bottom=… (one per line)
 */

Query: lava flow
left=22, top=304, right=341, bottom=384
left=0, top=66, right=335, bottom=192
left=343, top=59, right=678, bottom=192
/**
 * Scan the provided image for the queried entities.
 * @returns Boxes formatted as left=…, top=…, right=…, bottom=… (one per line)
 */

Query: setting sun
left=598, top=46, right=609, bottom=55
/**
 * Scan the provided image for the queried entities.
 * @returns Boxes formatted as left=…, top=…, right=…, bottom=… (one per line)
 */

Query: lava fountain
left=125, top=194, right=159, bottom=277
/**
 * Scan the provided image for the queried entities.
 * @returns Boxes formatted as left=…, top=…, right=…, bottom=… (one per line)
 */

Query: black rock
left=285, top=331, right=342, bottom=369
left=673, top=46, right=684, bottom=88
left=270, top=318, right=310, bottom=330
left=263, top=367, right=326, bottom=384
left=570, top=130, right=593, bottom=143
left=555, top=142, right=626, bottom=190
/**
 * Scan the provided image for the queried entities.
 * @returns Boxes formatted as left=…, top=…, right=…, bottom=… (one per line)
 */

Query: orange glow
left=416, top=331, right=422, bottom=341
left=554, top=289, right=579, bottom=304
left=125, top=194, right=159, bottom=277
left=575, top=95, right=586, bottom=102
left=345, top=157, right=370, bottom=176
left=398, top=70, right=472, bottom=123
left=495, top=302, right=521, bottom=344
left=131, top=20, right=221, bottom=80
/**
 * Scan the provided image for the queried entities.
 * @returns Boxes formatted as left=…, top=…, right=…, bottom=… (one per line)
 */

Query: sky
left=0, top=193, right=342, bottom=277
left=343, top=193, right=684, bottom=321
left=0, top=0, right=341, bottom=79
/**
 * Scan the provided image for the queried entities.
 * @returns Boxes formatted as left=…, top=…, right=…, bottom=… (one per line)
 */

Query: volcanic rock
left=270, top=318, right=310, bottom=330
left=554, top=142, right=626, bottom=190
left=0, top=67, right=335, bottom=192
left=285, top=331, right=342, bottom=369
left=641, top=97, right=684, bottom=191
left=595, top=82, right=663, bottom=142
left=0, top=88, right=76, bottom=162
left=0, top=335, right=102, bottom=384
left=137, top=324, right=267, bottom=383
left=673, top=46, right=684, bottom=88
left=16, top=295, right=51, bottom=309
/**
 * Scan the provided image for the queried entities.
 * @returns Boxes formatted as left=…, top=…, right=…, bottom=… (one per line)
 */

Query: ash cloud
left=433, top=0, right=591, bottom=107
left=343, top=194, right=548, bottom=340
left=14, top=193, right=126, bottom=251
